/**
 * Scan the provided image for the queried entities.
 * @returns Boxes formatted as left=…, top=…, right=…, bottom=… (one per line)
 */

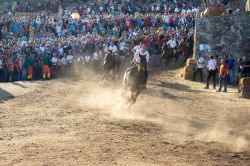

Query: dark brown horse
left=101, top=53, right=121, bottom=82
left=160, top=43, right=179, bottom=65
left=178, top=39, right=193, bottom=66
left=123, top=63, right=147, bottom=104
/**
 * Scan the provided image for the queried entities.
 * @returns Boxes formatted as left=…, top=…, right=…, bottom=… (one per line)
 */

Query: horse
left=160, top=43, right=179, bottom=65
left=123, top=63, right=147, bottom=104
left=101, top=52, right=121, bottom=82
left=178, top=39, right=193, bottom=66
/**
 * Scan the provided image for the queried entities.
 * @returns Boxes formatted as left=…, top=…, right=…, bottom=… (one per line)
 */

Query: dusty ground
left=0, top=68, right=250, bottom=166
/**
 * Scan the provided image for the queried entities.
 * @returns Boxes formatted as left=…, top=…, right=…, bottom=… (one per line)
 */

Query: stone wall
left=194, top=12, right=250, bottom=59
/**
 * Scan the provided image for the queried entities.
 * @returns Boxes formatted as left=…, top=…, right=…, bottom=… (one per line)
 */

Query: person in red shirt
left=217, top=59, right=228, bottom=92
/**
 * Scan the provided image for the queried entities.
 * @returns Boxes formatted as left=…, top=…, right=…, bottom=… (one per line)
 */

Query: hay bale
left=184, top=66, right=194, bottom=73
left=239, top=85, right=250, bottom=92
left=186, top=58, right=196, bottom=66
left=239, top=91, right=250, bottom=99
left=177, top=72, right=184, bottom=78
left=183, top=72, right=193, bottom=80
left=239, top=78, right=250, bottom=86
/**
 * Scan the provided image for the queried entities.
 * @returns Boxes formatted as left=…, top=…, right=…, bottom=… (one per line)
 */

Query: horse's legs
left=130, top=90, right=137, bottom=103
left=165, top=55, right=172, bottom=65
left=175, top=51, right=180, bottom=62
left=101, top=71, right=107, bottom=81
left=160, top=56, right=165, bottom=64
left=133, top=89, right=142, bottom=103
left=116, top=64, right=120, bottom=80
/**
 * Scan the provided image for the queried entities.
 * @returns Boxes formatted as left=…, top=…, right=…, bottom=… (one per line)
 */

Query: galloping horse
left=101, top=52, right=121, bottom=81
left=123, top=63, right=147, bottom=104
left=178, top=39, right=193, bottom=66
left=160, top=43, right=179, bottom=65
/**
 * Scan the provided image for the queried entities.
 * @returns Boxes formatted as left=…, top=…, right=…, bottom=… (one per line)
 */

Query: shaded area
left=155, top=81, right=202, bottom=93
left=11, top=82, right=28, bottom=88
left=0, top=88, right=15, bottom=103
left=143, top=88, right=191, bottom=101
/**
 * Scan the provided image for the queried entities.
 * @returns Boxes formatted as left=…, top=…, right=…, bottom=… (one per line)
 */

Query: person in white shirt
left=167, top=37, right=177, bottom=48
left=92, top=50, right=100, bottom=72
left=132, top=43, right=142, bottom=53
left=175, top=7, right=179, bottom=13
left=51, top=54, right=58, bottom=78
left=119, top=40, right=126, bottom=52
left=93, top=51, right=99, bottom=61
left=67, top=54, right=74, bottom=64
left=205, top=56, right=217, bottom=89
left=132, top=44, right=150, bottom=88
left=56, top=25, right=62, bottom=36
left=61, top=54, right=68, bottom=77
left=51, top=54, right=58, bottom=65
left=112, top=44, right=118, bottom=54
left=193, top=54, right=205, bottom=82
left=67, top=54, right=74, bottom=77
left=163, top=14, right=169, bottom=24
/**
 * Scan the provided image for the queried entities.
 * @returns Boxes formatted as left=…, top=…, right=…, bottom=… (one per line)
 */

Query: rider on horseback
left=104, top=46, right=114, bottom=67
left=167, top=36, right=177, bottom=50
left=132, top=43, right=149, bottom=88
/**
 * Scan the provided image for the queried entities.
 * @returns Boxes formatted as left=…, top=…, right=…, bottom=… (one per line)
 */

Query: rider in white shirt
left=67, top=54, right=74, bottom=64
left=132, top=44, right=150, bottom=88
left=167, top=37, right=177, bottom=48
left=133, top=43, right=142, bottom=53
left=110, top=44, right=118, bottom=54
left=205, top=56, right=217, bottom=89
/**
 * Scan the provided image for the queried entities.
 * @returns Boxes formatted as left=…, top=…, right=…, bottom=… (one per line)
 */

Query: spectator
left=193, top=54, right=205, bottom=82
left=205, top=55, right=217, bottom=89
left=227, top=54, right=236, bottom=85
left=217, top=59, right=228, bottom=92
left=0, top=55, right=3, bottom=81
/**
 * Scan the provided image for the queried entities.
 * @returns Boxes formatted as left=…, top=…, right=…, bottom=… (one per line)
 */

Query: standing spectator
left=235, top=58, right=242, bottom=85
left=0, top=55, right=3, bottom=82
left=61, top=54, right=67, bottom=78
left=205, top=55, right=217, bottom=89
left=67, top=52, right=74, bottom=77
left=51, top=53, right=58, bottom=78
left=193, top=54, right=205, bottom=82
left=16, top=56, right=23, bottom=81
left=217, top=59, right=228, bottom=92
left=7, top=58, right=14, bottom=82
left=21, top=57, right=27, bottom=81
left=26, top=54, right=34, bottom=80
left=42, top=54, right=50, bottom=80
left=227, top=54, right=236, bottom=85
left=92, top=49, right=100, bottom=72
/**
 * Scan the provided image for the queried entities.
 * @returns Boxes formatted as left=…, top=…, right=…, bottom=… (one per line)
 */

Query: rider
left=167, top=36, right=177, bottom=49
left=104, top=46, right=113, bottom=66
left=132, top=43, right=150, bottom=88
left=132, top=42, right=142, bottom=54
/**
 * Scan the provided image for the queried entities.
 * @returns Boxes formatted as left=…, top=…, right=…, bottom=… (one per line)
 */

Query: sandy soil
left=0, top=68, right=250, bottom=166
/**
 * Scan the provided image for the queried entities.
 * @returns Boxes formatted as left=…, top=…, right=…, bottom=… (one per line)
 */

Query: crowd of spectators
left=0, top=0, right=200, bottom=82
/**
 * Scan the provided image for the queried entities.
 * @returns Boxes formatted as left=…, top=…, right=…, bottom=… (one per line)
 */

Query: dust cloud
left=196, top=124, right=249, bottom=152
left=75, top=82, right=250, bottom=152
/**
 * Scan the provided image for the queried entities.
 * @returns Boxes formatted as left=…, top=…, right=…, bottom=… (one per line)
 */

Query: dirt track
left=0, top=68, right=250, bottom=166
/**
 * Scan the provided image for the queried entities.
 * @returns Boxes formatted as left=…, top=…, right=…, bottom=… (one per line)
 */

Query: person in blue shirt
left=228, top=54, right=236, bottom=85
